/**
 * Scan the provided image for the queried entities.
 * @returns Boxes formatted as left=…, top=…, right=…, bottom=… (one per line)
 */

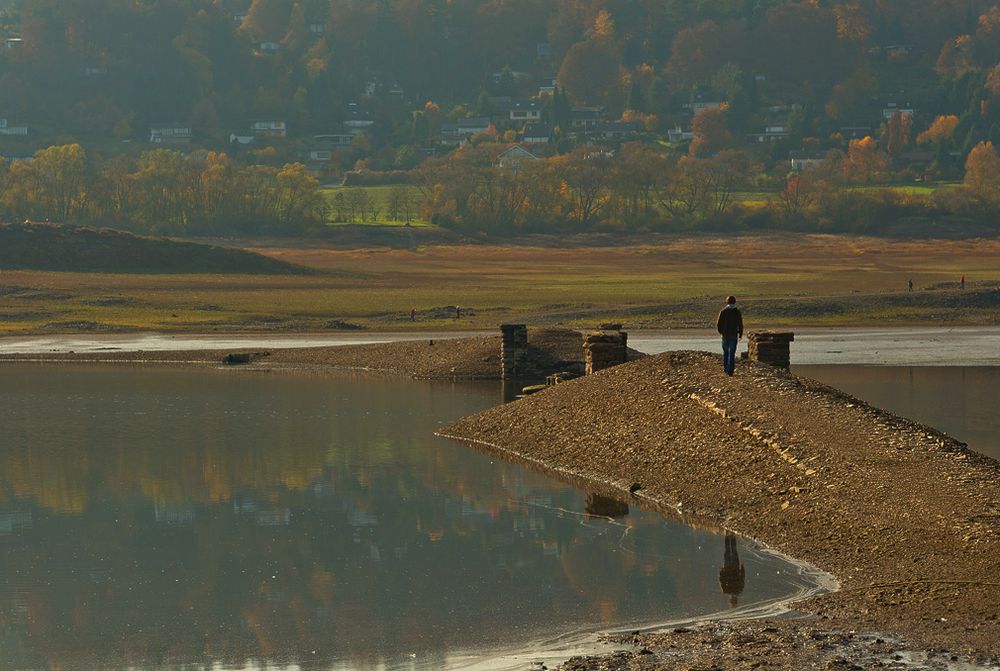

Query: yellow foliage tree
left=964, top=141, right=1000, bottom=201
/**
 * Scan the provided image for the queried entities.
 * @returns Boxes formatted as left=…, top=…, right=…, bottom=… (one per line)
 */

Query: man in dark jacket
left=716, top=295, right=743, bottom=375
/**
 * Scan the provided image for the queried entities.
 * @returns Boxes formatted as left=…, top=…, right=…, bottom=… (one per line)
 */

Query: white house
left=509, top=100, right=542, bottom=125
left=789, top=150, right=828, bottom=171
left=497, top=145, right=538, bottom=173
left=0, top=118, right=29, bottom=136
left=882, top=102, right=915, bottom=120
left=149, top=122, right=192, bottom=144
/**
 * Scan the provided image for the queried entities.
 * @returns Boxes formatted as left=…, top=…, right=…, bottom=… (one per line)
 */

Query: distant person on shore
left=455, top=306, right=461, bottom=319
left=908, top=279, right=913, bottom=292
left=960, top=275, right=965, bottom=289
left=410, top=308, right=416, bottom=321
left=716, top=296, right=743, bottom=376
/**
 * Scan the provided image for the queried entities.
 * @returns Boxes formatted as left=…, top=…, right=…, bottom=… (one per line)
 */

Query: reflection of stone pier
left=501, top=324, right=528, bottom=379
left=747, top=331, right=794, bottom=369
left=584, top=493, right=630, bottom=519
left=584, top=330, right=628, bottom=375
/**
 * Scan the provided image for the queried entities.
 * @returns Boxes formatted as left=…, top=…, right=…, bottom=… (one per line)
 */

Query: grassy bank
left=0, top=234, right=998, bottom=333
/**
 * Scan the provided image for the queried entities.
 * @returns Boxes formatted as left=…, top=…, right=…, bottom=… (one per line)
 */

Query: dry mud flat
left=442, top=352, right=999, bottom=670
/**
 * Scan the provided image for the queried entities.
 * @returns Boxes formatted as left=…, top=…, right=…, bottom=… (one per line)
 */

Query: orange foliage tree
left=844, top=136, right=889, bottom=184
left=689, top=107, right=732, bottom=157
left=917, top=115, right=960, bottom=145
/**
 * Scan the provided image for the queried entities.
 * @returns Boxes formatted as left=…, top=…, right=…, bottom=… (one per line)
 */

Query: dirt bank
left=441, top=352, right=999, bottom=669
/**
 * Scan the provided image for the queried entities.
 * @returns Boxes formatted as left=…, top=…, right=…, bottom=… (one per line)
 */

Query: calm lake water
left=795, top=365, right=1000, bottom=461
left=0, top=365, right=814, bottom=671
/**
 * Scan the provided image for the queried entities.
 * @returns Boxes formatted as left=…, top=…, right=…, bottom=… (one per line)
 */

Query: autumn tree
left=964, top=141, right=1000, bottom=201
left=917, top=115, right=960, bottom=145
left=23, top=144, right=90, bottom=221
left=885, top=111, right=913, bottom=158
left=844, top=136, right=889, bottom=184
left=557, top=39, right=623, bottom=110
left=689, top=107, right=732, bottom=157
left=556, top=147, right=613, bottom=229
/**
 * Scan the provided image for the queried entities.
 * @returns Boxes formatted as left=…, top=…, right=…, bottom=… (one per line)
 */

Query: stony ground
left=442, top=352, right=999, bottom=669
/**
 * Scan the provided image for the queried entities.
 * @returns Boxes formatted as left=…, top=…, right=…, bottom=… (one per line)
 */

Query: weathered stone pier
left=746, top=331, right=794, bottom=368
left=583, top=330, right=629, bottom=374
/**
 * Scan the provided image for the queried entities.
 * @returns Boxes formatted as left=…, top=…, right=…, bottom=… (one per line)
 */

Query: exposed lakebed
left=0, top=365, right=819, bottom=671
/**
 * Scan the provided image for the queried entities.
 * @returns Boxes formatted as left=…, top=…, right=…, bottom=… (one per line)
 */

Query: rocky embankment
left=441, top=352, right=1000, bottom=669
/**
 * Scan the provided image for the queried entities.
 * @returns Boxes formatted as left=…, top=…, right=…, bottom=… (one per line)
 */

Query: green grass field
left=321, top=185, right=430, bottom=227
left=1, top=235, right=998, bottom=334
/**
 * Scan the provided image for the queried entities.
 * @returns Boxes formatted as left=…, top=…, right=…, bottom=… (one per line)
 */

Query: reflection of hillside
left=0, top=366, right=792, bottom=670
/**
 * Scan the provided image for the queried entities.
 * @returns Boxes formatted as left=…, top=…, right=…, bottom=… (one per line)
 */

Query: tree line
left=0, top=145, right=327, bottom=234
left=416, top=140, right=1000, bottom=235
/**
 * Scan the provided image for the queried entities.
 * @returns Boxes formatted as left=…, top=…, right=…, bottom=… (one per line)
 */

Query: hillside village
left=2, top=1, right=1000, bottom=236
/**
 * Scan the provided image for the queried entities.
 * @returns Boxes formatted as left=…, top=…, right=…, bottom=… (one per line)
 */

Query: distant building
left=509, top=100, right=542, bottom=126
left=497, top=145, right=538, bottom=173
left=343, top=104, right=375, bottom=135
left=882, top=102, right=915, bottom=120
left=314, top=134, right=354, bottom=148
left=149, top=122, right=192, bottom=144
left=789, top=150, right=828, bottom=171
left=668, top=125, right=694, bottom=143
left=4, top=37, right=23, bottom=50
left=570, top=106, right=603, bottom=131
left=257, top=41, right=281, bottom=54
left=0, top=118, right=29, bottom=136
left=595, top=121, right=640, bottom=142
left=440, top=117, right=491, bottom=138
left=522, top=123, right=553, bottom=144
left=746, top=125, right=788, bottom=143
left=536, top=42, right=552, bottom=60
left=251, top=119, right=287, bottom=137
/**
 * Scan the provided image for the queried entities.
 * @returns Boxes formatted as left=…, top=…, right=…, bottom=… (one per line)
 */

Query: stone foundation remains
left=500, top=324, right=528, bottom=379
left=746, top=331, right=794, bottom=368
left=584, top=330, right=628, bottom=374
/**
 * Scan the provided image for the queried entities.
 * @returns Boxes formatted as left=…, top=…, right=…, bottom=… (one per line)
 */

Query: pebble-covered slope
left=441, top=351, right=999, bottom=658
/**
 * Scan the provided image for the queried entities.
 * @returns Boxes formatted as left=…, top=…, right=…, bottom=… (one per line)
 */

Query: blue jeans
left=722, top=337, right=738, bottom=375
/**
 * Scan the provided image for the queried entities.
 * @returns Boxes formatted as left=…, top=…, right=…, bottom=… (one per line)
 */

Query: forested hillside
left=3, top=1, right=1000, bottom=236
left=2, top=1, right=999, bottom=155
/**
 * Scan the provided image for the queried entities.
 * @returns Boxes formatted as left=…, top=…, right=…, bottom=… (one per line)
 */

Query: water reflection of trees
left=0, top=367, right=760, bottom=669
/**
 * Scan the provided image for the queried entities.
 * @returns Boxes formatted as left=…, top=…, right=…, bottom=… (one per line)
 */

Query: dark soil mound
left=0, top=222, right=309, bottom=274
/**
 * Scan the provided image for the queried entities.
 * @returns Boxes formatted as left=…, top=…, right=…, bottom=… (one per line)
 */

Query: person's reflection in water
left=719, top=533, right=746, bottom=607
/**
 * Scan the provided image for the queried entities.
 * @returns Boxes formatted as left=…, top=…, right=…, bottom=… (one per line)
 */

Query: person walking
left=908, top=279, right=913, bottom=292
left=960, top=275, right=965, bottom=289
left=716, top=295, right=743, bottom=376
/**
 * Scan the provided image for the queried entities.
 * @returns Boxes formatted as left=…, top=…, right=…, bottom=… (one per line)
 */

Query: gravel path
left=441, top=352, right=999, bottom=669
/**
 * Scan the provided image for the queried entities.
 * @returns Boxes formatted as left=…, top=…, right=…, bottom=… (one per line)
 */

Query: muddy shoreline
left=1, top=334, right=997, bottom=669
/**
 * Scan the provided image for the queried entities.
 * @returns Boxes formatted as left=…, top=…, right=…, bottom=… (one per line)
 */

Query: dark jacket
left=717, top=305, right=743, bottom=338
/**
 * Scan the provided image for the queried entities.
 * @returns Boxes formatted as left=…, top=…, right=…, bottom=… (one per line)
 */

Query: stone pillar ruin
left=747, top=331, right=794, bottom=369
left=584, top=330, right=628, bottom=375
left=500, top=324, right=528, bottom=379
